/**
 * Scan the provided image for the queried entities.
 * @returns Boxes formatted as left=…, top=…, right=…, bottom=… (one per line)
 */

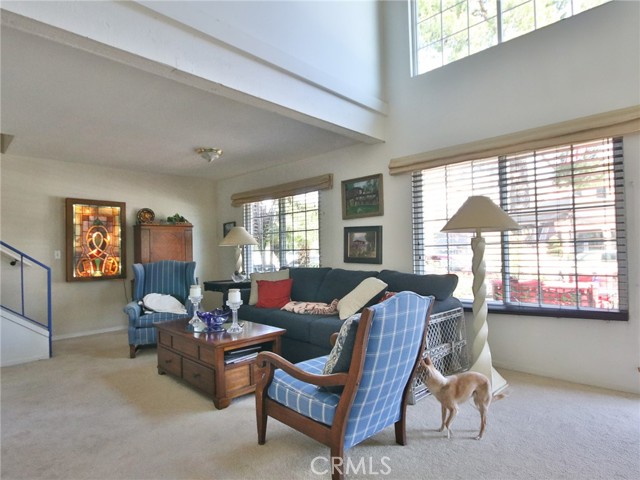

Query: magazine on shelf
left=224, top=345, right=261, bottom=365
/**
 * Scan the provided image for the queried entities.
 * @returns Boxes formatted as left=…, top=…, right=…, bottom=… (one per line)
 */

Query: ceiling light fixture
left=196, top=147, right=223, bottom=162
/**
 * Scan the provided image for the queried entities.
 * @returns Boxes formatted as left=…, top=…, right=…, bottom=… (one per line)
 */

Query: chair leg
left=395, top=418, right=407, bottom=445
left=129, top=344, right=137, bottom=359
left=256, top=388, right=267, bottom=445
left=330, top=445, right=345, bottom=480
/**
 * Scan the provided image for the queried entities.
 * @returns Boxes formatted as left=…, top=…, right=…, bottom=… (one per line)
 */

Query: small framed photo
left=344, top=226, right=382, bottom=264
left=341, top=173, right=383, bottom=219
left=223, top=221, right=236, bottom=238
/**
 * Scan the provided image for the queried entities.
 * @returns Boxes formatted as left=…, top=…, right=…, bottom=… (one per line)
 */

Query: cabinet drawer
left=183, top=358, right=215, bottom=396
left=225, top=363, right=252, bottom=393
left=172, top=335, right=199, bottom=358
left=158, top=348, right=181, bottom=377
left=158, top=330, right=173, bottom=347
left=199, top=346, right=215, bottom=365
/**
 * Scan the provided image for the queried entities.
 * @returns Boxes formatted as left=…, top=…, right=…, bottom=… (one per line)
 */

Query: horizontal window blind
left=413, top=137, right=628, bottom=320
left=231, top=174, right=332, bottom=207
left=392, top=106, right=639, bottom=175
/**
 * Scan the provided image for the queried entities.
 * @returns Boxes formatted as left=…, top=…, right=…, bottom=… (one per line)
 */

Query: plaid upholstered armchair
left=255, top=291, right=434, bottom=480
left=123, top=260, right=196, bottom=358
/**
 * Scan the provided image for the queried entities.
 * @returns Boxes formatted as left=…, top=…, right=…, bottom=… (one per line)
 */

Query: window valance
left=231, top=174, right=333, bottom=207
left=389, top=105, right=640, bottom=175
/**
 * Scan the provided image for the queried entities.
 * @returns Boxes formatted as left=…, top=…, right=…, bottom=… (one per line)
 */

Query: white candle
left=190, top=285, right=201, bottom=297
left=228, top=288, right=241, bottom=303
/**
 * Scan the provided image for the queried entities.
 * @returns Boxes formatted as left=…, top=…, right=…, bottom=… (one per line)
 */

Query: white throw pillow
left=249, top=269, right=290, bottom=305
left=142, top=293, right=187, bottom=314
left=337, top=277, right=387, bottom=320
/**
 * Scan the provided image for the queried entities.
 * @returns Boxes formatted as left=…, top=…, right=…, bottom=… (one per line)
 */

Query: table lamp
left=441, top=195, right=520, bottom=394
left=220, top=226, right=258, bottom=282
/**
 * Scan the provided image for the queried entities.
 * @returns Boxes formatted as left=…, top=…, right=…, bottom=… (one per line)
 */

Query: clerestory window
left=411, top=0, right=610, bottom=75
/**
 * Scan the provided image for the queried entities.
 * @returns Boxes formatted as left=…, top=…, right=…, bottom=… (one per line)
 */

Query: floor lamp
left=219, top=226, right=258, bottom=282
left=441, top=196, right=520, bottom=395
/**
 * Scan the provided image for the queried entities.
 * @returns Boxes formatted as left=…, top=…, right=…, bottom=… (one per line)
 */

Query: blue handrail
left=0, top=241, right=52, bottom=358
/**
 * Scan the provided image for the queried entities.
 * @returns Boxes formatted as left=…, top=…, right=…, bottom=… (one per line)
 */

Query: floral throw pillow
left=321, top=314, right=360, bottom=393
left=281, top=299, right=338, bottom=315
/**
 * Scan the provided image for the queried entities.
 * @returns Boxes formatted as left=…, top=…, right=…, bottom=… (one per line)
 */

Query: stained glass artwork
left=66, top=199, right=126, bottom=281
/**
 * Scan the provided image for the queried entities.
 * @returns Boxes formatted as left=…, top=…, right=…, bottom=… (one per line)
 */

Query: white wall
left=2, top=0, right=387, bottom=141
left=0, top=154, right=218, bottom=339
left=215, top=1, right=640, bottom=393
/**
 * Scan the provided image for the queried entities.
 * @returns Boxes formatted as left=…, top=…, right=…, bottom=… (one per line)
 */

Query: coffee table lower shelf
left=155, top=319, right=286, bottom=409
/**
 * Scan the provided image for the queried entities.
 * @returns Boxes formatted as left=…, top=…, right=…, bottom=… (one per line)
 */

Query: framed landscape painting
left=341, top=174, right=383, bottom=219
left=223, top=221, right=236, bottom=238
left=344, top=226, right=382, bottom=264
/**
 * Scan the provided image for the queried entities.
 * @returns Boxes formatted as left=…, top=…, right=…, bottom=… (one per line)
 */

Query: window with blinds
left=244, top=191, right=321, bottom=273
left=412, top=137, right=628, bottom=320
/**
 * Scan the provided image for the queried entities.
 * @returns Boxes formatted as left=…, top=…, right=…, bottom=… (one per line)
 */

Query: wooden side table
left=204, top=279, right=251, bottom=302
left=155, top=318, right=285, bottom=409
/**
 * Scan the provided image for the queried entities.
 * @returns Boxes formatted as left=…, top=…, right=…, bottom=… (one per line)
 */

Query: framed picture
left=223, top=221, right=236, bottom=238
left=341, top=173, right=383, bottom=219
left=65, top=198, right=126, bottom=282
left=344, top=226, right=382, bottom=264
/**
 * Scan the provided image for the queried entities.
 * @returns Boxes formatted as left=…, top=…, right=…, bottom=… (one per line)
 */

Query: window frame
left=410, top=0, right=611, bottom=76
left=243, top=191, right=321, bottom=274
left=412, top=137, right=629, bottom=321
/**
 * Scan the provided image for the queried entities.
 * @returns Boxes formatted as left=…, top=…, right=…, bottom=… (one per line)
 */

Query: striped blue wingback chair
left=255, top=291, right=434, bottom=480
left=123, top=260, right=196, bottom=358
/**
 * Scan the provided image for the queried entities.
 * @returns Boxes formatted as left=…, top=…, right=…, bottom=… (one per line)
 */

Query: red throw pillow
left=256, top=279, right=293, bottom=308
left=378, top=291, right=398, bottom=303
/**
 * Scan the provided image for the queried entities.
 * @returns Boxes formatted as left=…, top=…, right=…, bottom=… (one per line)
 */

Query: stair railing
left=0, top=241, right=52, bottom=357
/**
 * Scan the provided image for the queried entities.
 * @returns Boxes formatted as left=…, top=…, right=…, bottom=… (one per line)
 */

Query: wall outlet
left=54, top=250, right=61, bottom=260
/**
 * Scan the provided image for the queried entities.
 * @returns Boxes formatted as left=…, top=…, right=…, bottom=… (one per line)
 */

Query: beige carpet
left=1, top=331, right=638, bottom=480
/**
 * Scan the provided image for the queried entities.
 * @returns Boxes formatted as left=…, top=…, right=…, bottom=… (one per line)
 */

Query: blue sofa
left=238, top=267, right=462, bottom=363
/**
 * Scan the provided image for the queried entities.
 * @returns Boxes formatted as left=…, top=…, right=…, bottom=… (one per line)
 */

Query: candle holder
left=188, top=294, right=206, bottom=332
left=225, top=300, right=244, bottom=333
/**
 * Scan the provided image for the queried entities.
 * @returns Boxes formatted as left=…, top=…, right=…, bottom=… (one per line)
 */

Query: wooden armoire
left=133, top=223, right=193, bottom=264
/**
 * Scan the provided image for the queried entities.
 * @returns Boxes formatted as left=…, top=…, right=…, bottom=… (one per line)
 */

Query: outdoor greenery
left=414, top=0, right=609, bottom=74
left=245, top=192, right=320, bottom=272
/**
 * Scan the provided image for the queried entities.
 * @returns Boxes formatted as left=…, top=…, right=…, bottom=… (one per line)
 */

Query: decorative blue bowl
left=197, top=307, right=231, bottom=332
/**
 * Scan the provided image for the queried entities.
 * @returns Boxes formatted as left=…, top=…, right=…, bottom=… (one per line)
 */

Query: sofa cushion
left=288, top=267, right=332, bottom=302
left=315, top=268, right=379, bottom=304
left=249, top=270, right=290, bottom=305
left=239, top=305, right=313, bottom=342
left=267, top=356, right=339, bottom=426
left=308, top=315, right=346, bottom=350
left=337, top=277, right=387, bottom=320
left=377, top=270, right=458, bottom=301
left=131, top=311, right=188, bottom=328
left=256, top=279, right=293, bottom=308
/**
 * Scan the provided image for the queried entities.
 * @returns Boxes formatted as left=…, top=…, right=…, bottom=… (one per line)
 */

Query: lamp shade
left=441, top=196, right=520, bottom=233
left=219, top=226, right=258, bottom=246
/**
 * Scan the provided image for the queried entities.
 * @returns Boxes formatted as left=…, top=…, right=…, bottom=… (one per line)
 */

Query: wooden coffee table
left=155, top=318, right=285, bottom=409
